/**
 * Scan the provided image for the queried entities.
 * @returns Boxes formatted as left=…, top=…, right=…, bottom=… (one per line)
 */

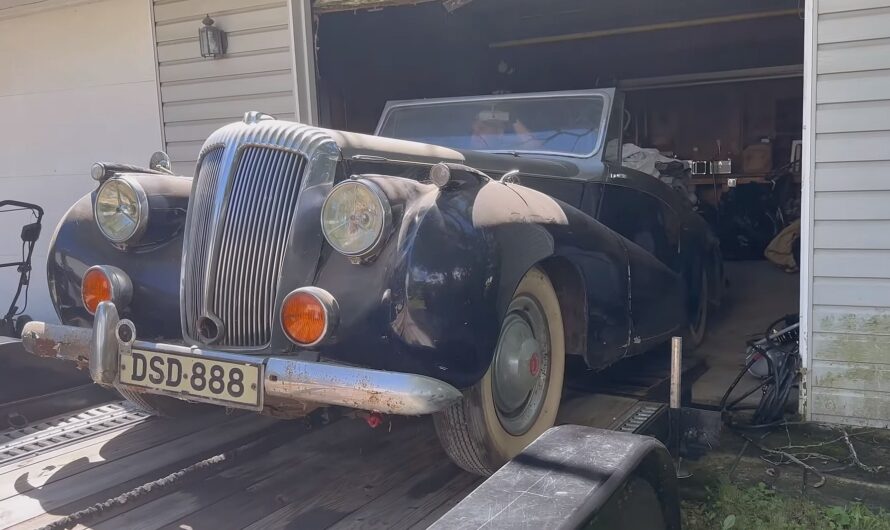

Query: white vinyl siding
left=152, top=0, right=296, bottom=174
left=809, top=0, right=890, bottom=428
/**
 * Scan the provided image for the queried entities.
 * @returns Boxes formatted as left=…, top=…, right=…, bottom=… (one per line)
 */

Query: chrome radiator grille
left=183, top=147, right=224, bottom=342
left=183, top=145, right=306, bottom=348
left=212, top=147, right=305, bottom=347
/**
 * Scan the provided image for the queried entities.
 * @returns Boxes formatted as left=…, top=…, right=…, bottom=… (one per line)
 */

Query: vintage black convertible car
left=21, top=89, right=721, bottom=475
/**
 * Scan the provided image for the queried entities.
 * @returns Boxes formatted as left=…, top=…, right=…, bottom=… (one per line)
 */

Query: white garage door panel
left=0, top=82, right=162, bottom=178
left=0, top=0, right=155, bottom=95
left=0, top=0, right=162, bottom=323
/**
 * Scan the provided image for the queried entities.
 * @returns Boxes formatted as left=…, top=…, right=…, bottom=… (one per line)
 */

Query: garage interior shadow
left=314, top=0, right=805, bottom=414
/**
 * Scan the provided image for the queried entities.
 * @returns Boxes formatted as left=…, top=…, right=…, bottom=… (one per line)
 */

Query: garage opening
left=313, top=0, right=805, bottom=415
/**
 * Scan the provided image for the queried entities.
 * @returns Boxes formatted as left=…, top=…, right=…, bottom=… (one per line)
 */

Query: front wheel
left=433, top=267, right=565, bottom=475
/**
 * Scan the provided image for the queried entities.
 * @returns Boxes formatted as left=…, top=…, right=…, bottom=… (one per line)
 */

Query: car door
left=598, top=178, right=685, bottom=347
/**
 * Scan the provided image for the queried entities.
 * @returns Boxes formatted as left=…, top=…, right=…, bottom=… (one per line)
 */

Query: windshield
left=377, top=95, right=605, bottom=157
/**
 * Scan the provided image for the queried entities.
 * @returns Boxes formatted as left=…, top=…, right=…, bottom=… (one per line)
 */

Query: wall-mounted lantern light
left=199, top=15, right=227, bottom=59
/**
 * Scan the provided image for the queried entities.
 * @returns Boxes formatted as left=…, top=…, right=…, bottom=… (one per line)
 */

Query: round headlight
left=94, top=177, right=148, bottom=243
left=321, top=180, right=391, bottom=257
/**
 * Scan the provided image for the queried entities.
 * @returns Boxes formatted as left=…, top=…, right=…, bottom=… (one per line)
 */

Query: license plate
left=120, top=349, right=262, bottom=409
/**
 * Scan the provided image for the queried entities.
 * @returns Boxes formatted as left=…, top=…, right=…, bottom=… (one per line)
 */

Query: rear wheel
left=433, top=267, right=565, bottom=475
left=117, top=387, right=209, bottom=417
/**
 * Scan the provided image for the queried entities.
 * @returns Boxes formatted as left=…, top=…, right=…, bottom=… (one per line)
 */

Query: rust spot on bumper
left=29, top=336, right=62, bottom=358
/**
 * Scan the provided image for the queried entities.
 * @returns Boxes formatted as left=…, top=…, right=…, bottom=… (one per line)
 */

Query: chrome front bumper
left=19, top=302, right=462, bottom=416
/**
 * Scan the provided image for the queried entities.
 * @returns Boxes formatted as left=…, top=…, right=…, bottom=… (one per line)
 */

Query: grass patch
left=683, top=482, right=890, bottom=530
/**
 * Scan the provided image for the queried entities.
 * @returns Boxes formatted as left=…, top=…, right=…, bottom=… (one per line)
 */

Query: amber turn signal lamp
left=82, top=268, right=112, bottom=314
left=281, top=287, right=339, bottom=347
left=81, top=265, right=133, bottom=315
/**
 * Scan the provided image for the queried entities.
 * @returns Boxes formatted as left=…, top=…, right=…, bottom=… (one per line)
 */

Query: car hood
left=326, top=128, right=584, bottom=180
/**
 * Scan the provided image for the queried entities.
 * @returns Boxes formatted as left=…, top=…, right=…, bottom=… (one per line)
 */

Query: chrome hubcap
left=492, top=295, right=550, bottom=436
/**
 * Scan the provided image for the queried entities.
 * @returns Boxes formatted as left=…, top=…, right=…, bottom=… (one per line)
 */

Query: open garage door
left=312, top=0, right=806, bottom=415
left=313, top=0, right=803, bottom=132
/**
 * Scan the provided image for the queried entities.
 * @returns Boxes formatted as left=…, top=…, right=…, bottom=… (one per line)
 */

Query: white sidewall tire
left=434, top=266, right=565, bottom=474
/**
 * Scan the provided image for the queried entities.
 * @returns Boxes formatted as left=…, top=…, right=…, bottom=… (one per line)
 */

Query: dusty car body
left=21, top=89, right=721, bottom=474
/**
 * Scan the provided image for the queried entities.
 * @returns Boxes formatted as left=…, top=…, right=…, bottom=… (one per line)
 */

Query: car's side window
left=599, top=184, right=679, bottom=267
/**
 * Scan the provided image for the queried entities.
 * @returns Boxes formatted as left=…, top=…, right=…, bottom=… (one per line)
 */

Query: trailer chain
left=40, top=421, right=295, bottom=530
left=40, top=451, right=230, bottom=530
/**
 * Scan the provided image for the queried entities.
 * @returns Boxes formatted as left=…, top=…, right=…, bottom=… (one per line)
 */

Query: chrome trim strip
left=18, top=311, right=462, bottom=416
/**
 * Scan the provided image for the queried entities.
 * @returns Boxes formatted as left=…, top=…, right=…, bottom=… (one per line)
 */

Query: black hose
left=720, top=315, right=800, bottom=429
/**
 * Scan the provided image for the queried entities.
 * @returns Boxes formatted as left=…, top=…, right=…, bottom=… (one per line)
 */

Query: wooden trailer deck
left=0, top=402, right=481, bottom=529
left=0, top=336, right=684, bottom=530
left=0, top=390, right=670, bottom=529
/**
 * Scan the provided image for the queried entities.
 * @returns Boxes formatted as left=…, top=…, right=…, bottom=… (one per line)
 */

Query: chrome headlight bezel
left=320, top=179, right=392, bottom=259
left=94, top=175, right=149, bottom=244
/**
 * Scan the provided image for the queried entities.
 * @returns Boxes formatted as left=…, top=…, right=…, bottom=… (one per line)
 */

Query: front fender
left=47, top=176, right=190, bottom=339
left=393, top=178, right=559, bottom=387
left=315, top=173, right=567, bottom=389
